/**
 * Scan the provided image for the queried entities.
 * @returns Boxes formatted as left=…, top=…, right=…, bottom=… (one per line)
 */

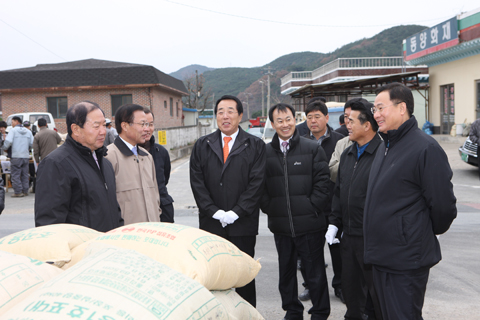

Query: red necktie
left=223, top=137, right=232, bottom=163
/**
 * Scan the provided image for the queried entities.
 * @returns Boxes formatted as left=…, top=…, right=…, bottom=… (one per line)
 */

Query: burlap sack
left=0, top=250, right=63, bottom=316
left=212, top=290, right=265, bottom=320
left=0, top=244, right=228, bottom=320
left=0, top=224, right=101, bottom=268
left=66, top=222, right=261, bottom=290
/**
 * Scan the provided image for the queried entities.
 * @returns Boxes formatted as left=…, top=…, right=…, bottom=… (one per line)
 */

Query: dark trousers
left=341, top=234, right=382, bottom=320
left=301, top=220, right=342, bottom=291
left=275, top=232, right=330, bottom=320
left=372, top=266, right=430, bottom=320
left=160, top=202, right=174, bottom=223
left=223, top=235, right=257, bottom=307
left=10, top=158, right=29, bottom=194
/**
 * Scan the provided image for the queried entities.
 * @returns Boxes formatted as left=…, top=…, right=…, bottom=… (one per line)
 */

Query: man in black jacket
left=35, top=101, right=123, bottom=232
left=190, top=95, right=266, bottom=307
left=140, top=108, right=174, bottom=222
left=327, top=100, right=382, bottom=320
left=262, top=103, right=331, bottom=320
left=365, top=83, right=457, bottom=320
left=301, top=100, right=344, bottom=304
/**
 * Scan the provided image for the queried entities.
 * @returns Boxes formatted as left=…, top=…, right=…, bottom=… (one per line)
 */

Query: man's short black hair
left=144, top=107, right=154, bottom=119
left=12, top=116, right=22, bottom=123
left=0, top=121, right=6, bottom=128
left=305, top=100, right=328, bottom=116
left=375, top=82, right=414, bottom=117
left=307, top=96, right=326, bottom=104
left=115, top=104, right=145, bottom=134
left=214, top=95, right=243, bottom=115
left=350, top=100, right=378, bottom=132
left=344, top=97, right=366, bottom=112
left=38, top=118, right=47, bottom=127
left=66, top=101, right=104, bottom=136
left=268, top=103, right=295, bottom=122
left=339, top=114, right=345, bottom=125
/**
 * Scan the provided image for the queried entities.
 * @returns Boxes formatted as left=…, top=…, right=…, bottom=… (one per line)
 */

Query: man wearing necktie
left=190, top=95, right=266, bottom=307
left=105, top=104, right=161, bottom=225
left=261, top=103, right=331, bottom=320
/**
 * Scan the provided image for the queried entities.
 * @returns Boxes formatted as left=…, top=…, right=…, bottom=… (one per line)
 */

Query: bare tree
left=183, top=70, right=213, bottom=112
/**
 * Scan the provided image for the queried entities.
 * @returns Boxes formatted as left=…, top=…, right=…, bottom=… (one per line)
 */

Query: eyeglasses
left=371, top=101, right=403, bottom=114
left=131, top=122, right=154, bottom=128
left=217, top=110, right=238, bottom=116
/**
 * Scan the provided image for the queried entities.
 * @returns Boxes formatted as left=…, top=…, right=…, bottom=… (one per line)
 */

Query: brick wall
left=1, top=86, right=184, bottom=134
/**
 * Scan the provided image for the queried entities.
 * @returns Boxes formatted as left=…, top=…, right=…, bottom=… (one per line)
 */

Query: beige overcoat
left=105, top=138, right=161, bottom=225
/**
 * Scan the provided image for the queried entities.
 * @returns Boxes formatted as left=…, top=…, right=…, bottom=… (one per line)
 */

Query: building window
left=170, top=98, right=173, bottom=117
left=164, top=101, right=167, bottom=108
left=176, top=102, right=179, bottom=117
left=47, top=97, right=68, bottom=118
left=111, top=94, right=132, bottom=116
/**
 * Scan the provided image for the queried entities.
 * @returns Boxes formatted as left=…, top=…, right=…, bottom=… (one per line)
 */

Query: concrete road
left=1, top=136, right=479, bottom=319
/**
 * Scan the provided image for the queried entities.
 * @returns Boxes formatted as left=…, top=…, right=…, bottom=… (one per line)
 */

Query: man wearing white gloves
left=190, top=95, right=266, bottom=307
left=327, top=99, right=383, bottom=320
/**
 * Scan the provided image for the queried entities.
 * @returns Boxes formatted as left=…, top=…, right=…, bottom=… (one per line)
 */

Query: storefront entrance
left=441, top=84, right=455, bottom=134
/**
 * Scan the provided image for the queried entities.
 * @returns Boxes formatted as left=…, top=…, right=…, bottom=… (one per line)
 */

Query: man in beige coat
left=105, top=104, right=161, bottom=225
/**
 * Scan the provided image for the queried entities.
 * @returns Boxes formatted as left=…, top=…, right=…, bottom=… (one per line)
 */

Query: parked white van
left=6, top=112, right=56, bottom=134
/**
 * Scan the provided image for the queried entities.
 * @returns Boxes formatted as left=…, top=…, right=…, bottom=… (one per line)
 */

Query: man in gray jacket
left=2, top=116, right=33, bottom=197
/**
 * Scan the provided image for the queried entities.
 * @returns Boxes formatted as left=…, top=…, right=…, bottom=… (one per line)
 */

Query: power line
left=163, top=0, right=453, bottom=28
left=0, top=17, right=67, bottom=61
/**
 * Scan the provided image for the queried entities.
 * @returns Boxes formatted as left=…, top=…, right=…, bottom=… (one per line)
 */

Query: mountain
left=177, top=25, right=427, bottom=118
left=169, top=64, right=215, bottom=80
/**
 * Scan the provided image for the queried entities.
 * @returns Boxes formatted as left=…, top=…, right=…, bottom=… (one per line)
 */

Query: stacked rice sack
left=0, top=223, right=264, bottom=319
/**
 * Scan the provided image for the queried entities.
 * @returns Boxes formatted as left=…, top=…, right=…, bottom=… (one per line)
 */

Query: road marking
left=172, top=160, right=190, bottom=174
left=453, top=183, right=480, bottom=189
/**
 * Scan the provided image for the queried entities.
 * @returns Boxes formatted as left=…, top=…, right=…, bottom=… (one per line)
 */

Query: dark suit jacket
left=190, top=127, right=266, bottom=237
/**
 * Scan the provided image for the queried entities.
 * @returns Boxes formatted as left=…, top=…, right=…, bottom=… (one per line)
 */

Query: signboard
left=157, top=130, right=167, bottom=145
left=405, top=17, right=459, bottom=60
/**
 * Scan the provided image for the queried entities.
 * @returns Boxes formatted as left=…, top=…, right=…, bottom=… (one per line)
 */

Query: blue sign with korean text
left=406, top=17, right=458, bottom=59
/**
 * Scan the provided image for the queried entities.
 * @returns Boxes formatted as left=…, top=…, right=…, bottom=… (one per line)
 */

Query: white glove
left=325, top=224, right=340, bottom=245
left=223, top=210, right=239, bottom=225
left=213, top=210, right=227, bottom=228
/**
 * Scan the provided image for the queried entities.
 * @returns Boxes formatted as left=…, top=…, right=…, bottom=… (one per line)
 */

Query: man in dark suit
left=190, top=95, right=266, bottom=307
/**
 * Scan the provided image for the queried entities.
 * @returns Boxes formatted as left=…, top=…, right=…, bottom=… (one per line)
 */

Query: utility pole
left=264, top=66, right=273, bottom=112
left=243, top=93, right=252, bottom=119
left=259, top=80, right=265, bottom=117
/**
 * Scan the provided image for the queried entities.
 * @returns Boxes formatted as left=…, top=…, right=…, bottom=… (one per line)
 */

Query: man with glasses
left=139, top=108, right=174, bottom=223
left=364, top=83, right=457, bottom=319
left=190, top=95, right=266, bottom=307
left=35, top=101, right=123, bottom=232
left=105, top=104, right=161, bottom=225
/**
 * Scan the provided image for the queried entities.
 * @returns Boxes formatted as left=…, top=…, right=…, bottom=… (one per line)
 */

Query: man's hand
left=213, top=210, right=227, bottom=227
left=325, top=224, right=340, bottom=245
left=223, top=210, right=239, bottom=225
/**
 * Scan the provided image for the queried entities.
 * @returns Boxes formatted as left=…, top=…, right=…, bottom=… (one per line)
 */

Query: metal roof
left=289, top=71, right=428, bottom=99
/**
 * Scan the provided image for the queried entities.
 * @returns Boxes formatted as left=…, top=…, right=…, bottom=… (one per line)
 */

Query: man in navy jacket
left=364, top=83, right=457, bottom=320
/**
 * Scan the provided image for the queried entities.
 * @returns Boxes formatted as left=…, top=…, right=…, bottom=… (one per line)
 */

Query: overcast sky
left=1, top=0, right=479, bottom=75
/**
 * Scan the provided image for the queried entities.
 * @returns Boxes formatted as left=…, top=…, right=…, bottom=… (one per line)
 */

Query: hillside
left=169, top=64, right=215, bottom=80
left=174, top=24, right=427, bottom=118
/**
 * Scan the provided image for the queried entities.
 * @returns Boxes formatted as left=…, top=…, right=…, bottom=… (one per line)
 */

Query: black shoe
left=298, top=288, right=310, bottom=301
left=334, top=287, right=346, bottom=304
